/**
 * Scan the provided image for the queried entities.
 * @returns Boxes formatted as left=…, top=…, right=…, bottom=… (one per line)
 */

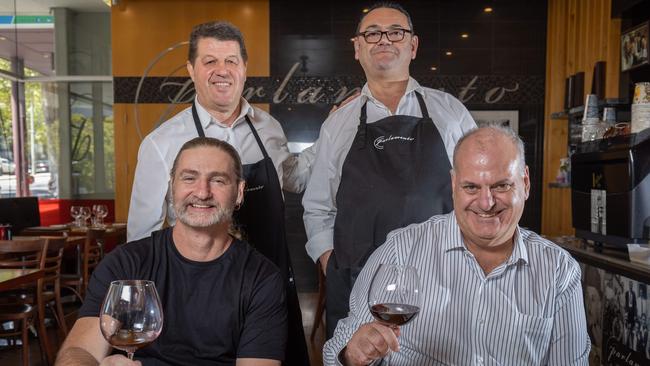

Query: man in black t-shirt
left=56, top=137, right=287, bottom=366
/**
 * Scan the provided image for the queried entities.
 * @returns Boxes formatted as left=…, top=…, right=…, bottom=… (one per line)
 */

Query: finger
left=370, top=322, right=400, bottom=352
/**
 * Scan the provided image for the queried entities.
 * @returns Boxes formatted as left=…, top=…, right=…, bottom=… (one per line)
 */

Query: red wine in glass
left=370, top=303, right=420, bottom=326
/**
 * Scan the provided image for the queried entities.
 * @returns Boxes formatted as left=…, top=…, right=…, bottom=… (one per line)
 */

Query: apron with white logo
left=326, top=92, right=453, bottom=337
left=191, top=102, right=310, bottom=365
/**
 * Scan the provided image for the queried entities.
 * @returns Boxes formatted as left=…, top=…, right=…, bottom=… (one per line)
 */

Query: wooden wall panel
left=112, top=0, right=269, bottom=221
left=542, top=0, right=620, bottom=236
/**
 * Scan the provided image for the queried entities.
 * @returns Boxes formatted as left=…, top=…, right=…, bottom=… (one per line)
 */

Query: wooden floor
left=0, top=292, right=326, bottom=366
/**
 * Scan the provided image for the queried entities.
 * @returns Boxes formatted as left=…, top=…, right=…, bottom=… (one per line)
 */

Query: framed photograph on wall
left=469, top=110, right=519, bottom=134
left=621, top=21, right=649, bottom=72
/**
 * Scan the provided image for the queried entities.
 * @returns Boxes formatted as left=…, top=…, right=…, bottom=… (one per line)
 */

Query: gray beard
left=173, top=198, right=235, bottom=228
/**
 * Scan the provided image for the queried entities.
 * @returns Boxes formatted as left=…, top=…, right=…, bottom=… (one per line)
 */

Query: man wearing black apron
left=302, top=3, right=477, bottom=338
left=129, top=22, right=311, bottom=365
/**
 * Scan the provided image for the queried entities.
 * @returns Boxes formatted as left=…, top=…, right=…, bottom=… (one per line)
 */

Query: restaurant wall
left=543, top=0, right=621, bottom=236
left=111, top=0, right=270, bottom=221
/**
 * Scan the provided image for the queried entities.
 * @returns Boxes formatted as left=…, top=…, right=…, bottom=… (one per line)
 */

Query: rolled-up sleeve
left=302, top=120, right=339, bottom=262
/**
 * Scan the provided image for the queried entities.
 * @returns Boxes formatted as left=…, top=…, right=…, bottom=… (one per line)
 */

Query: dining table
left=0, top=269, right=45, bottom=292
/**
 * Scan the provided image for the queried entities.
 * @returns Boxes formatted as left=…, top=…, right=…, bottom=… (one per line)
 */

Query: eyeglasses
left=357, top=28, right=412, bottom=44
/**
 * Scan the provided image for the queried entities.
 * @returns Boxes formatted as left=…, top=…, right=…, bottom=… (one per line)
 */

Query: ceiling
left=0, top=0, right=108, bottom=76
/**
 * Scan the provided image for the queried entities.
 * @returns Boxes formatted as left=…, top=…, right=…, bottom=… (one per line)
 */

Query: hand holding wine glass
left=367, top=264, right=421, bottom=365
left=100, top=280, right=163, bottom=361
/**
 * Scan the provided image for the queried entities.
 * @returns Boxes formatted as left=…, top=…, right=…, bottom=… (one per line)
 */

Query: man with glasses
left=303, top=1, right=476, bottom=338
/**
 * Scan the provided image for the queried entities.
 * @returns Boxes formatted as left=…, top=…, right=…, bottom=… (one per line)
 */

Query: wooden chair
left=61, top=228, right=106, bottom=301
left=0, top=238, right=48, bottom=366
left=310, top=263, right=327, bottom=341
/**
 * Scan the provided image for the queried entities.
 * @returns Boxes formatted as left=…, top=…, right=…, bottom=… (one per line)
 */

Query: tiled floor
left=0, top=292, right=326, bottom=366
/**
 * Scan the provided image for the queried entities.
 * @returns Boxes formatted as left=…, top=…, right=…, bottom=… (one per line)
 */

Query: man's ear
left=353, top=38, right=360, bottom=60
left=186, top=60, right=195, bottom=82
left=523, top=165, right=531, bottom=200
left=411, top=35, right=419, bottom=59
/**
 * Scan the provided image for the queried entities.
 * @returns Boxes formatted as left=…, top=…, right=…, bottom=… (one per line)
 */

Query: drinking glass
left=92, top=204, right=108, bottom=227
left=79, top=206, right=91, bottom=227
left=100, top=280, right=163, bottom=360
left=368, top=264, right=422, bottom=365
left=70, top=206, right=82, bottom=227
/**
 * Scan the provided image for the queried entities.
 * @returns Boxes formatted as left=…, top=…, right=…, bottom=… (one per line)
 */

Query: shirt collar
left=360, top=76, right=424, bottom=104
left=193, top=96, right=254, bottom=129
left=443, top=211, right=530, bottom=265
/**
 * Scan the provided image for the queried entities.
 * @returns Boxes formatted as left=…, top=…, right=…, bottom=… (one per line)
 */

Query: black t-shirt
left=79, top=228, right=287, bottom=365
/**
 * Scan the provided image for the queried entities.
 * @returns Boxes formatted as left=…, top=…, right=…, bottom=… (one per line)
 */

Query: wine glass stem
left=127, top=352, right=134, bottom=360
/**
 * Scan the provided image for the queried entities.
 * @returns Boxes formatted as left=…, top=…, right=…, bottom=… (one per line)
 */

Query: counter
left=552, top=237, right=650, bottom=366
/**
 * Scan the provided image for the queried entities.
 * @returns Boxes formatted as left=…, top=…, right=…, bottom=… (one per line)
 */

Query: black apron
left=326, top=92, right=453, bottom=337
left=192, top=103, right=310, bottom=366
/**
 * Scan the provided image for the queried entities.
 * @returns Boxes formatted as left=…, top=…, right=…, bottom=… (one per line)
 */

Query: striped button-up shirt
left=324, top=212, right=590, bottom=366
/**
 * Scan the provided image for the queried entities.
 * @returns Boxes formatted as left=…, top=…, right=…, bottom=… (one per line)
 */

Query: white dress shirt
left=324, top=212, right=591, bottom=366
left=127, top=97, right=314, bottom=242
left=302, top=77, right=476, bottom=262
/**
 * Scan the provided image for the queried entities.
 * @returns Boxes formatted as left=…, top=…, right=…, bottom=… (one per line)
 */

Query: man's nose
left=194, top=180, right=212, bottom=199
left=377, top=32, right=392, bottom=44
left=477, top=187, right=496, bottom=211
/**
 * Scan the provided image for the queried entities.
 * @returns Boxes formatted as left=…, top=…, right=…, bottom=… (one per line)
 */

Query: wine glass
left=70, top=206, right=82, bottom=227
left=79, top=206, right=91, bottom=227
left=368, top=264, right=422, bottom=365
left=100, top=280, right=164, bottom=360
left=92, top=204, right=108, bottom=227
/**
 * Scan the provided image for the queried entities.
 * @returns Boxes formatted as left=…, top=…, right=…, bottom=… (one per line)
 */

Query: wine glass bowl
left=368, top=264, right=422, bottom=327
left=100, top=280, right=163, bottom=360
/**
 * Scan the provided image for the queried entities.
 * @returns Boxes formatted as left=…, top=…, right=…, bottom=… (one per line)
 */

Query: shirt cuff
left=306, top=229, right=334, bottom=263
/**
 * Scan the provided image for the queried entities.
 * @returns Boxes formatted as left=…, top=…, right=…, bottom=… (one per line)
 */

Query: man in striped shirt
left=324, top=126, right=590, bottom=365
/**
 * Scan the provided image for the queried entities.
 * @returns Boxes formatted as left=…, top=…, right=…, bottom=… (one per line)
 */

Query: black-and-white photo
left=582, top=264, right=604, bottom=365
left=621, top=21, right=649, bottom=72
left=602, top=274, right=650, bottom=365
left=469, top=110, right=519, bottom=134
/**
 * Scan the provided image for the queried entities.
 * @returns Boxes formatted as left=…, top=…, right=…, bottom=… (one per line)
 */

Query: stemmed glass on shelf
left=368, top=264, right=422, bottom=365
left=92, top=204, right=108, bottom=227
left=79, top=206, right=91, bottom=227
left=100, top=280, right=163, bottom=361
left=70, top=205, right=83, bottom=227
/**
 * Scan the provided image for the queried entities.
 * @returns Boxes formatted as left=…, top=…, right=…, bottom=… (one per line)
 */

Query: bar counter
left=550, top=236, right=650, bottom=365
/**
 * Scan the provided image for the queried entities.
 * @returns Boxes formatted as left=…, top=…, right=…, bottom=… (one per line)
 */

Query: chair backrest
left=0, top=238, right=47, bottom=270
left=83, top=228, right=106, bottom=293
left=41, top=237, right=67, bottom=289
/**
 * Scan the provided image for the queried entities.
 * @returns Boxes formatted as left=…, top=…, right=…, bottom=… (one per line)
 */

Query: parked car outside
left=0, top=157, right=15, bottom=175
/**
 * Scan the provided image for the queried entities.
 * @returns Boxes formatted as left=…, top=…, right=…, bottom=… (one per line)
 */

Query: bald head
left=452, top=126, right=526, bottom=176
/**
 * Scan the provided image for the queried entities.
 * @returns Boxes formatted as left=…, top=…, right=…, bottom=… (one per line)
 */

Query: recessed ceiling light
left=362, top=8, right=369, bottom=13
left=461, top=33, right=469, bottom=38
left=0, top=36, right=6, bottom=41
left=484, top=7, right=493, bottom=13
left=43, top=53, right=50, bottom=58
left=445, top=51, right=453, bottom=56
left=430, top=66, right=437, bottom=71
